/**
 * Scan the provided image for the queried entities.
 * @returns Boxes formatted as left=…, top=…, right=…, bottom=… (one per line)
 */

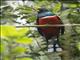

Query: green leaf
left=1, top=5, right=13, bottom=11
left=68, top=12, right=80, bottom=23
left=34, top=1, right=50, bottom=9
left=76, top=42, right=80, bottom=51
left=0, top=43, right=5, bottom=53
left=68, top=3, right=77, bottom=8
left=75, top=27, right=80, bottom=34
left=16, top=37, right=33, bottom=44
left=1, top=25, right=17, bottom=37
left=52, top=2, right=61, bottom=13
left=16, top=58, right=32, bottom=60
left=27, top=16, right=37, bottom=22
left=1, top=25, right=29, bottom=38
left=19, top=9, right=33, bottom=14
left=1, top=6, right=17, bottom=20
left=3, top=56, right=9, bottom=60
left=60, top=9, right=71, bottom=18
left=17, top=28, right=30, bottom=36
left=12, top=47, right=26, bottom=54
left=16, top=5, right=33, bottom=14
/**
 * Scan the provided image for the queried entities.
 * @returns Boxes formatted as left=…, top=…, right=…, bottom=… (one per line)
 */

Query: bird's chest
left=38, top=16, right=61, bottom=37
left=38, top=16, right=60, bottom=24
left=38, top=16, right=61, bottom=29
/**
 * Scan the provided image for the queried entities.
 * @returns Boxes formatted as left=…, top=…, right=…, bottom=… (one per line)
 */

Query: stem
left=15, top=24, right=80, bottom=28
left=8, top=39, right=15, bottom=60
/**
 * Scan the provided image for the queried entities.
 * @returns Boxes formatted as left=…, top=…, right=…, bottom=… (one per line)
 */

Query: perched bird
left=36, top=8, right=65, bottom=52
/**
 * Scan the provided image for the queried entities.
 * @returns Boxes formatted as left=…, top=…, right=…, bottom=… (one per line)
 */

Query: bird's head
left=38, top=7, right=49, bottom=13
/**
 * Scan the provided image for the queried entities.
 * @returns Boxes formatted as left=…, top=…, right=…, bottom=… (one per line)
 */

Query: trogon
left=36, top=8, right=65, bottom=52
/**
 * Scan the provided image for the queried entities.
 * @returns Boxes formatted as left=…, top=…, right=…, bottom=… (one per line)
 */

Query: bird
left=36, top=8, right=65, bottom=52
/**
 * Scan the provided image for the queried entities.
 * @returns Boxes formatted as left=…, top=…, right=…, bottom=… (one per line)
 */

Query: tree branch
left=15, top=24, right=80, bottom=28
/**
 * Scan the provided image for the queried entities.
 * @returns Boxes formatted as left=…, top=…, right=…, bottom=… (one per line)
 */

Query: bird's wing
left=56, top=16, right=65, bottom=35
left=36, top=17, right=44, bottom=36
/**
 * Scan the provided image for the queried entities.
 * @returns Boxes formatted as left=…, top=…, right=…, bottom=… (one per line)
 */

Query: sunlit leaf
left=12, top=46, right=26, bottom=54
left=52, top=2, right=61, bottom=13
left=16, top=58, right=32, bottom=60
left=1, top=25, right=17, bottom=37
left=17, top=28, right=30, bottom=36
left=0, top=25, right=29, bottom=38
left=0, top=43, right=5, bottom=53
left=16, top=37, right=33, bottom=44
left=68, top=3, right=77, bottom=8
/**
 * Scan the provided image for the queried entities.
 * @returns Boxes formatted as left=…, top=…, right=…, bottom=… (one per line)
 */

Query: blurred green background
left=0, top=0, right=80, bottom=60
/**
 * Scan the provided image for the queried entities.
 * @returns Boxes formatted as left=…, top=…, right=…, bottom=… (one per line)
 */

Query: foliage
left=1, top=25, right=29, bottom=37
left=76, top=42, right=80, bottom=51
left=16, top=58, right=32, bottom=60
left=52, top=2, right=61, bottom=13
left=1, top=25, right=33, bottom=60
left=0, top=0, right=80, bottom=60
left=16, top=37, right=32, bottom=44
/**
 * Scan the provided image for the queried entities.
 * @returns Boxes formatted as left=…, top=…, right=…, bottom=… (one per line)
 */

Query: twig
left=15, top=24, right=80, bottom=28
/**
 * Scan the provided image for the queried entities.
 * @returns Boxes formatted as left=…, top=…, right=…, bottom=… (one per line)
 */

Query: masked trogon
left=36, top=8, right=65, bottom=52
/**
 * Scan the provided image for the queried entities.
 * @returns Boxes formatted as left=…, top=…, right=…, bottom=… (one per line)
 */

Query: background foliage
left=0, top=0, right=80, bottom=60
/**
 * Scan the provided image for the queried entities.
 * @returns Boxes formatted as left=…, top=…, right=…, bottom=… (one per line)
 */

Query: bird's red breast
left=38, top=16, right=62, bottom=39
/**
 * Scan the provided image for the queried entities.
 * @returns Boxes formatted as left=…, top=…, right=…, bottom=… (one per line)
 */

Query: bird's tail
left=48, top=37, right=62, bottom=52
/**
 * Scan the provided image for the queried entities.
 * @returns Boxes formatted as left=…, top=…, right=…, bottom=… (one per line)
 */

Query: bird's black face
left=38, top=8, right=49, bottom=13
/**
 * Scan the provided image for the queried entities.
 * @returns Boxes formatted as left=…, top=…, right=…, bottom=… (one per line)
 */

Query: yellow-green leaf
left=0, top=43, right=5, bottom=53
left=3, top=56, right=9, bottom=60
left=16, top=58, right=32, bottom=60
left=27, top=16, right=37, bottom=22
left=16, top=37, right=32, bottom=44
left=0, top=25, right=29, bottom=38
left=52, top=2, right=61, bottom=13
left=12, top=47, right=26, bottom=54
left=17, top=28, right=29, bottom=36
left=68, top=4, right=77, bottom=8
left=1, top=25, right=17, bottom=37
